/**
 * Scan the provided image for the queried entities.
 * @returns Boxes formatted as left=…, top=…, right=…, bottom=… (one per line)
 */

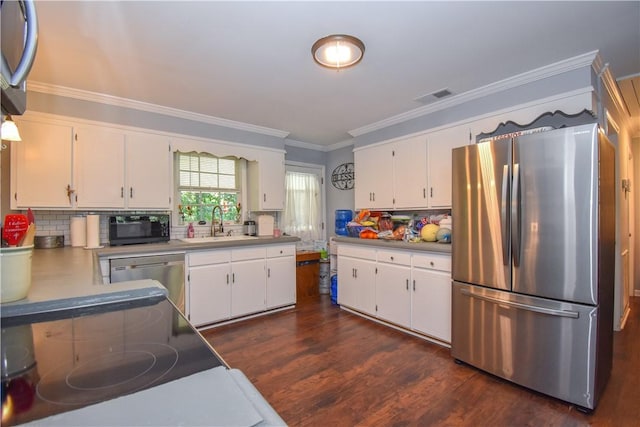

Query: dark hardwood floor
left=202, top=296, right=640, bottom=426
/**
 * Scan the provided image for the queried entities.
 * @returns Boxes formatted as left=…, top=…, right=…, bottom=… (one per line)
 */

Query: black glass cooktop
left=1, top=296, right=225, bottom=426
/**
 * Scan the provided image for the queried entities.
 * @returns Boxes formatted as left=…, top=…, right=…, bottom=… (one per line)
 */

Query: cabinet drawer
left=232, top=247, right=266, bottom=261
left=412, top=253, right=451, bottom=272
left=338, top=244, right=376, bottom=260
left=267, top=245, right=295, bottom=258
left=377, top=250, right=411, bottom=266
left=188, top=250, right=230, bottom=267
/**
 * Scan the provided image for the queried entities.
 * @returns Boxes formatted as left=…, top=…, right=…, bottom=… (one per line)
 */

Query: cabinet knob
left=390, top=256, right=394, bottom=261
left=430, top=261, right=435, bottom=267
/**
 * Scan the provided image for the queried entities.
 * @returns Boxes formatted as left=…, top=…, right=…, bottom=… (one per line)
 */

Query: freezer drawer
left=451, top=282, right=609, bottom=410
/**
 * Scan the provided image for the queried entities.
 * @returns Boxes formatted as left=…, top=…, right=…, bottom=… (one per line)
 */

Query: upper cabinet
left=11, top=118, right=75, bottom=209
left=247, top=150, right=285, bottom=211
left=125, top=132, right=171, bottom=209
left=354, top=143, right=394, bottom=210
left=354, top=126, right=471, bottom=210
left=425, top=126, right=472, bottom=208
left=75, top=126, right=126, bottom=208
left=11, top=116, right=172, bottom=210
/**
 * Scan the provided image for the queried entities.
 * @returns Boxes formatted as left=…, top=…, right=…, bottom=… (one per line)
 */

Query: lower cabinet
left=411, top=253, right=452, bottom=342
left=337, top=246, right=377, bottom=316
left=337, top=243, right=452, bottom=344
left=266, top=245, right=296, bottom=309
left=187, top=244, right=295, bottom=327
left=376, top=250, right=412, bottom=328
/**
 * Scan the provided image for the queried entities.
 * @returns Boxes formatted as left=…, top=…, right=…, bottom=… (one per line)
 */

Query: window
left=175, top=152, right=241, bottom=224
left=282, top=164, right=325, bottom=246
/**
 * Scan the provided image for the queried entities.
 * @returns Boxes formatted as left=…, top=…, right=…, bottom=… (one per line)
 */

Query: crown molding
left=27, top=81, right=290, bottom=139
left=349, top=51, right=600, bottom=138
left=285, top=137, right=353, bottom=152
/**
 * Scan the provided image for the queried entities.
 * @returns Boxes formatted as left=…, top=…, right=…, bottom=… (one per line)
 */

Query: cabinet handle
left=232, top=273, right=235, bottom=283
left=130, top=187, right=133, bottom=198
left=226, top=273, right=229, bottom=284
left=66, top=184, right=75, bottom=205
left=268, top=268, right=271, bottom=278
left=263, top=193, right=266, bottom=202
left=406, top=279, right=409, bottom=290
left=430, top=261, right=435, bottom=267
left=413, top=280, right=416, bottom=291
left=372, top=192, right=375, bottom=202
left=121, top=187, right=124, bottom=198
left=423, top=188, right=426, bottom=198
left=390, top=256, right=394, bottom=261
left=430, top=187, right=433, bottom=198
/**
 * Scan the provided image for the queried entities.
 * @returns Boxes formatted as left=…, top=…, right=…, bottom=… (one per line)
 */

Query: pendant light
left=311, top=34, right=365, bottom=70
left=1, top=115, right=22, bottom=141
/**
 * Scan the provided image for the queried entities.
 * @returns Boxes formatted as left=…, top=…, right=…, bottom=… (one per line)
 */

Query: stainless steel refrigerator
left=451, top=123, right=615, bottom=411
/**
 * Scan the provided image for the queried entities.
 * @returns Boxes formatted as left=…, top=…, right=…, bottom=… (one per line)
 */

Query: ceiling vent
left=414, top=88, right=453, bottom=104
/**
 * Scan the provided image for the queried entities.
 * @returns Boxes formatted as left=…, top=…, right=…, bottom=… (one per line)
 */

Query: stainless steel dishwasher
left=110, top=253, right=185, bottom=313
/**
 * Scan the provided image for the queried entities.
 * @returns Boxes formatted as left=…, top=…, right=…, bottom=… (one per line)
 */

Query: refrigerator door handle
left=511, top=163, right=521, bottom=267
left=459, top=288, right=579, bottom=318
left=501, top=164, right=510, bottom=265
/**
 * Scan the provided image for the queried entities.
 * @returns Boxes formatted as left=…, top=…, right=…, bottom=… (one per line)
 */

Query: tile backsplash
left=17, top=210, right=248, bottom=245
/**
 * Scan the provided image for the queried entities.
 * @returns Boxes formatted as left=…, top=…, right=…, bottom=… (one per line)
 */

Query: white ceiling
left=28, top=1, right=640, bottom=146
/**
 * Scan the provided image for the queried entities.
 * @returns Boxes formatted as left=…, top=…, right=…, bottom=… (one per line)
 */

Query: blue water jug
left=335, top=210, right=353, bottom=236
left=330, top=275, right=338, bottom=305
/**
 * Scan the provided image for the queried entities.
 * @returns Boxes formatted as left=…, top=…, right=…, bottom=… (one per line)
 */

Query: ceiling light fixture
left=311, top=34, right=365, bottom=70
left=1, top=115, right=22, bottom=149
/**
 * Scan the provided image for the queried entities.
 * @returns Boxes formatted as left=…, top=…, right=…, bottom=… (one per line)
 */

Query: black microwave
left=109, top=215, right=170, bottom=246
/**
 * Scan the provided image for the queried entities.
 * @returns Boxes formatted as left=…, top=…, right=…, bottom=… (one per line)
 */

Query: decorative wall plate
left=331, top=162, right=354, bottom=190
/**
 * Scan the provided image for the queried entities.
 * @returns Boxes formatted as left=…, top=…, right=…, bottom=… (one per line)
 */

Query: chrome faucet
left=211, top=205, right=224, bottom=236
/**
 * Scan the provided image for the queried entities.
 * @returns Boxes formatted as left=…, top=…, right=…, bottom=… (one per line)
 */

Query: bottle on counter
left=187, top=222, right=195, bottom=238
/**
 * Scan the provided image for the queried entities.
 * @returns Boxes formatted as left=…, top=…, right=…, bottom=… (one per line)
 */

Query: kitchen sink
left=179, top=235, right=259, bottom=243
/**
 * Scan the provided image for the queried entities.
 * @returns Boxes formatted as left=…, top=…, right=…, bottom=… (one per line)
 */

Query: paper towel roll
left=85, top=214, right=101, bottom=248
left=70, top=216, right=87, bottom=247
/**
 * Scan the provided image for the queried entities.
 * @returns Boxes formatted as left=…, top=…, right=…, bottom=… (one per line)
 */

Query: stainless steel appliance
left=451, top=123, right=615, bottom=411
left=108, top=214, right=170, bottom=246
left=1, top=0, right=38, bottom=115
left=110, top=254, right=185, bottom=313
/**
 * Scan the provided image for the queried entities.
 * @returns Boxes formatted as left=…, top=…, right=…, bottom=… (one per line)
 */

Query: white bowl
left=1, top=245, right=34, bottom=303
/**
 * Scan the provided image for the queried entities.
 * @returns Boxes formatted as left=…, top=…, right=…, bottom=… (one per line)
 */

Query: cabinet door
left=266, top=255, right=296, bottom=308
left=412, top=267, right=452, bottom=342
left=247, top=151, right=285, bottom=211
left=337, top=256, right=376, bottom=316
left=126, top=132, right=171, bottom=209
left=11, top=119, right=74, bottom=208
left=188, top=263, right=231, bottom=326
left=354, top=144, right=393, bottom=210
left=376, top=262, right=411, bottom=328
left=427, top=126, right=471, bottom=207
left=393, top=135, right=428, bottom=209
left=231, top=258, right=266, bottom=317
left=75, top=126, right=126, bottom=208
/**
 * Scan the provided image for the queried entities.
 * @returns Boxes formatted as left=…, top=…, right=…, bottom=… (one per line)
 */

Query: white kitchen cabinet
left=247, top=150, right=285, bottom=210
left=11, top=118, right=74, bottom=209
left=230, top=247, right=266, bottom=317
left=337, top=245, right=377, bottom=316
left=392, top=135, right=429, bottom=209
left=187, top=251, right=232, bottom=326
left=266, top=245, right=296, bottom=309
left=426, top=125, right=472, bottom=208
left=186, top=244, right=296, bottom=327
left=411, top=253, right=452, bottom=342
left=125, top=132, right=172, bottom=209
left=354, top=144, right=394, bottom=209
left=75, top=126, right=126, bottom=208
left=375, top=250, right=412, bottom=328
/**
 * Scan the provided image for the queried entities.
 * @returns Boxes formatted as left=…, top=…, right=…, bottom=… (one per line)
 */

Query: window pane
left=200, top=172, right=218, bottom=188
left=200, top=156, right=217, bottom=173
left=219, top=175, right=235, bottom=189
left=219, top=158, right=235, bottom=174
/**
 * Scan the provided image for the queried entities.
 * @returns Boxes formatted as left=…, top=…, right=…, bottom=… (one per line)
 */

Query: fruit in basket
left=420, top=224, right=439, bottom=242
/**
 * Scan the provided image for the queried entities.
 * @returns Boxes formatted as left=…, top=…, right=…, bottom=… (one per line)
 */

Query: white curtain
left=282, top=171, right=321, bottom=244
